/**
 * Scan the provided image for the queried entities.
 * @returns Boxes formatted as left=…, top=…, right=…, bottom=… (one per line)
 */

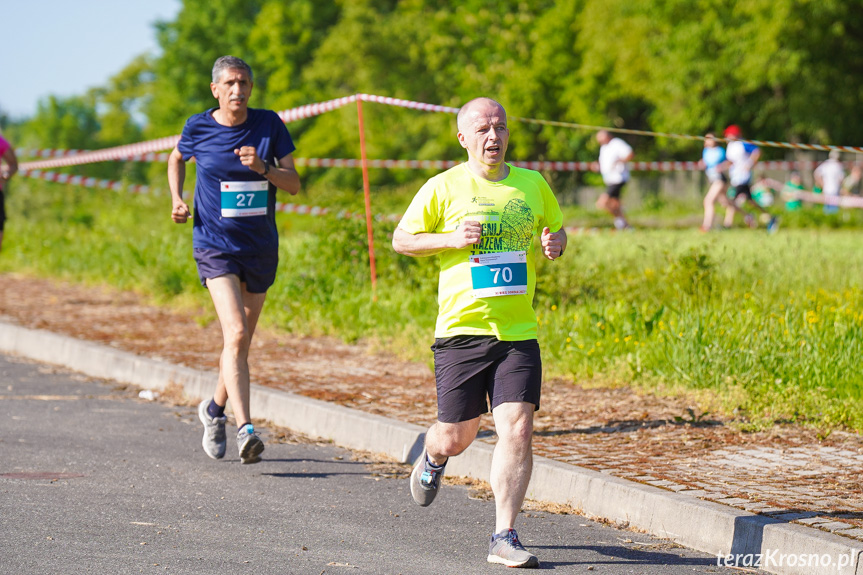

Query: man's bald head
left=455, top=97, right=510, bottom=178
left=596, top=130, right=612, bottom=145
left=457, top=97, right=506, bottom=133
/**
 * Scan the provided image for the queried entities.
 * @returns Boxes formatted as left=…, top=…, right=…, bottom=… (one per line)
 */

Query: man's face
left=457, top=101, right=509, bottom=167
left=211, top=68, right=253, bottom=112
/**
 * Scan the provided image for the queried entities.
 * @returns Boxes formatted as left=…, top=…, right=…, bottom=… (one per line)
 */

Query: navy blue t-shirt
left=178, top=108, right=296, bottom=255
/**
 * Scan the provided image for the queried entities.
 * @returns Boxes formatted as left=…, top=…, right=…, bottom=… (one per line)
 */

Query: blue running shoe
left=767, top=216, right=780, bottom=234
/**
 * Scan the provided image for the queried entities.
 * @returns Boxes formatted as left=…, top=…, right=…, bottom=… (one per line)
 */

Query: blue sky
left=3, top=0, right=181, bottom=120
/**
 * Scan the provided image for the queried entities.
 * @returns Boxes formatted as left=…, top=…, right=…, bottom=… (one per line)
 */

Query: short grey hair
left=212, top=56, right=254, bottom=83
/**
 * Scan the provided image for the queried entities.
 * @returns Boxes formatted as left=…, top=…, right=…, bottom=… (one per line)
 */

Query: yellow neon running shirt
left=398, top=163, right=563, bottom=341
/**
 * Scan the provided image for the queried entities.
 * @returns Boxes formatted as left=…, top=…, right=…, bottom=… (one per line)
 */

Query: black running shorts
left=605, top=182, right=626, bottom=199
left=732, top=182, right=753, bottom=200
left=431, top=335, right=542, bottom=423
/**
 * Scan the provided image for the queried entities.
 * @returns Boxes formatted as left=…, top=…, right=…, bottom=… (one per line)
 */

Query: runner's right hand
left=451, top=220, right=482, bottom=249
left=172, top=200, right=191, bottom=223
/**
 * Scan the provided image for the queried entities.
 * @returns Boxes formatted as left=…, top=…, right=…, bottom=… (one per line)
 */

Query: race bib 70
left=469, top=251, right=528, bottom=298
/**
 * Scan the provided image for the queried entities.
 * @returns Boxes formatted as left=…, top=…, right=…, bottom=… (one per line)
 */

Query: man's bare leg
left=424, top=417, right=481, bottom=465
left=206, top=274, right=267, bottom=427
left=490, top=401, right=535, bottom=532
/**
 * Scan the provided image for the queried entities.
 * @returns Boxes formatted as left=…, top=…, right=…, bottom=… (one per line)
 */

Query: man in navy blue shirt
left=168, top=55, right=300, bottom=464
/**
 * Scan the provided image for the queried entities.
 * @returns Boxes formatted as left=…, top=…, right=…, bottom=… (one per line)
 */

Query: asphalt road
left=0, top=353, right=743, bottom=575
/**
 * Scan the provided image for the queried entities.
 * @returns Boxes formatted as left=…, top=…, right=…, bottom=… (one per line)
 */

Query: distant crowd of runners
left=697, top=125, right=861, bottom=233
left=591, top=123, right=860, bottom=234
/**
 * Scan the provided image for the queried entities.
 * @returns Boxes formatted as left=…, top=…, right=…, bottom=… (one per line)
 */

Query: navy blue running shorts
left=193, top=248, right=278, bottom=294
left=431, top=335, right=542, bottom=424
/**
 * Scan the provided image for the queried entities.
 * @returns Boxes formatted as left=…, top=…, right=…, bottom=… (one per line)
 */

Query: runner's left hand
left=235, top=146, right=266, bottom=175
left=541, top=227, right=564, bottom=260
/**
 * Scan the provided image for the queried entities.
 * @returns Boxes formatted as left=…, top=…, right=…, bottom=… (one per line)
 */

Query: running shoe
left=197, top=399, right=227, bottom=460
left=487, top=528, right=539, bottom=568
left=409, top=449, right=446, bottom=506
left=767, top=216, right=780, bottom=234
left=237, top=423, right=264, bottom=464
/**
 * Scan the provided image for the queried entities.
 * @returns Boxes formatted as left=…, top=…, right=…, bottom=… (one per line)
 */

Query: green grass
left=3, top=178, right=863, bottom=431
left=534, top=232, right=863, bottom=430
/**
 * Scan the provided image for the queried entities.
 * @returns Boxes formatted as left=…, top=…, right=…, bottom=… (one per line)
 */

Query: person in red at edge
left=168, top=56, right=300, bottom=464
left=0, top=132, right=19, bottom=251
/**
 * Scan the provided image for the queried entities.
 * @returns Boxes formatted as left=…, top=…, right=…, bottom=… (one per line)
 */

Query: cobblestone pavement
left=3, top=273, right=862, bottom=541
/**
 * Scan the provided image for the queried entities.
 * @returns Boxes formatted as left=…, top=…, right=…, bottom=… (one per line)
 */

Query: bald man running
left=393, top=97, right=567, bottom=569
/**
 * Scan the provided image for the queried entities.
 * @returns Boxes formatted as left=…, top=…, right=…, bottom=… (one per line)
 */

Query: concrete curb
left=2, top=320, right=861, bottom=575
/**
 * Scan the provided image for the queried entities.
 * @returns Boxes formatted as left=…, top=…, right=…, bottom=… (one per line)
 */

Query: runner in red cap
left=724, top=125, right=742, bottom=139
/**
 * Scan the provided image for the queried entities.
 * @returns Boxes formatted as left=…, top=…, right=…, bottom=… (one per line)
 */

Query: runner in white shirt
left=594, top=130, right=633, bottom=230
left=722, top=125, right=778, bottom=232
left=814, top=150, right=845, bottom=214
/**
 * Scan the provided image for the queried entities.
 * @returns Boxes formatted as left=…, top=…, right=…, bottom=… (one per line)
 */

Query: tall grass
left=3, top=179, right=863, bottom=430
left=534, top=232, right=863, bottom=429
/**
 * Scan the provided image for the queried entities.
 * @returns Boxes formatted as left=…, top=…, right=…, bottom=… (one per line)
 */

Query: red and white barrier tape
left=18, top=153, right=856, bottom=173
left=509, top=117, right=863, bottom=155
left=296, top=158, right=460, bottom=170
left=19, top=136, right=179, bottom=170
left=18, top=148, right=90, bottom=158
left=277, top=95, right=358, bottom=123
left=17, top=168, right=863, bottom=222
left=357, top=93, right=460, bottom=115
left=18, top=169, right=403, bottom=220
left=17, top=93, right=863, bottom=172
left=19, top=170, right=156, bottom=194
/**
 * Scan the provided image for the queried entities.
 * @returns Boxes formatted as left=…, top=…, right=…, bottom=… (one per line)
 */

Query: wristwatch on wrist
left=261, top=162, right=270, bottom=176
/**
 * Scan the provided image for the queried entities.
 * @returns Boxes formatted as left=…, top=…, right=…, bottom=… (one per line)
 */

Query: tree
left=146, top=0, right=265, bottom=137
left=24, top=95, right=101, bottom=151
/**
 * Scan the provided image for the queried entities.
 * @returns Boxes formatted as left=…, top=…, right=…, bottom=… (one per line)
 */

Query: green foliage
left=23, top=95, right=101, bottom=150
left=247, top=0, right=341, bottom=112
left=146, top=0, right=266, bottom=136
left=535, top=230, right=863, bottom=430
left=573, top=0, right=863, bottom=151
left=90, top=55, right=151, bottom=147
left=1, top=179, right=197, bottom=298
left=15, top=55, right=158, bottom=183
left=14, top=0, right=863, bottom=182
left=6, top=178, right=863, bottom=432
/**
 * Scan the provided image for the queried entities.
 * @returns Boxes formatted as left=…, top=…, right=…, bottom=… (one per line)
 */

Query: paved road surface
left=0, top=354, right=742, bottom=574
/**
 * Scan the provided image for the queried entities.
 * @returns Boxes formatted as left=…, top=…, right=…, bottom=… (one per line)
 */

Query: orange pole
left=356, top=98, right=378, bottom=300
